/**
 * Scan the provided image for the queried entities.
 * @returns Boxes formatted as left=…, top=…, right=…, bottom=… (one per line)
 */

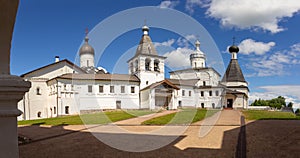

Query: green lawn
left=141, top=109, right=219, bottom=125
left=242, top=110, right=300, bottom=120
left=18, top=110, right=154, bottom=126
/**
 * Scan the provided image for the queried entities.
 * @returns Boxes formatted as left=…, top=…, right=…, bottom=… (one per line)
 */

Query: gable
left=21, top=60, right=86, bottom=80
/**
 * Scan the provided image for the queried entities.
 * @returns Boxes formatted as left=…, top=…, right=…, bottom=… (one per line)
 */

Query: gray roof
left=169, top=67, right=221, bottom=77
left=166, top=79, right=199, bottom=87
left=140, top=79, right=180, bottom=91
left=55, top=73, right=140, bottom=82
left=222, top=59, right=246, bottom=83
left=135, top=33, right=158, bottom=56
left=20, top=59, right=86, bottom=77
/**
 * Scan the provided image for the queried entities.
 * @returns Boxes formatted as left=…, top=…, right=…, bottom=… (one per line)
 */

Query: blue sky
left=11, top=0, right=300, bottom=105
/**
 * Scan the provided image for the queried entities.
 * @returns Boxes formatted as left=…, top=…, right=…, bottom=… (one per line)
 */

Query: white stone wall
left=80, top=54, right=95, bottom=67
left=177, top=86, right=196, bottom=107
left=18, top=79, right=49, bottom=120
left=170, top=68, right=220, bottom=87
left=140, top=89, right=150, bottom=109
left=74, top=80, right=140, bottom=112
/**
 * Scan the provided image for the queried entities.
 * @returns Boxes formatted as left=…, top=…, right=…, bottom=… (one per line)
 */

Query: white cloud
left=176, top=34, right=197, bottom=48
left=158, top=0, right=179, bottom=9
left=250, top=85, right=300, bottom=104
left=164, top=47, right=193, bottom=68
left=245, top=43, right=300, bottom=77
left=238, top=39, right=275, bottom=55
left=157, top=35, right=200, bottom=69
left=198, top=0, right=300, bottom=33
left=153, top=39, right=175, bottom=47
left=185, top=0, right=207, bottom=14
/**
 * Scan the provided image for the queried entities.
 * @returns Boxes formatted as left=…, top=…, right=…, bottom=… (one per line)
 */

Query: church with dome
left=17, top=25, right=249, bottom=120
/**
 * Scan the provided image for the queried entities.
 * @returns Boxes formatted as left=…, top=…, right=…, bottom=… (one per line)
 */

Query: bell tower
left=127, top=25, right=166, bottom=89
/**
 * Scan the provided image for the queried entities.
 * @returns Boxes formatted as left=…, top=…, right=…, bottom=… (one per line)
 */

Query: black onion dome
left=229, top=45, right=239, bottom=53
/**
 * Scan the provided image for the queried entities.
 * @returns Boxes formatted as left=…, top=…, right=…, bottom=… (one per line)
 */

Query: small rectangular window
left=99, top=85, right=104, bottom=93
left=121, top=86, right=125, bottom=93
left=88, top=85, right=93, bottom=93
left=189, top=91, right=192, bottom=97
left=110, top=86, right=114, bottom=93
left=36, top=87, right=41, bottom=95
left=215, top=91, right=219, bottom=96
left=201, top=91, right=204, bottom=97
left=131, top=86, right=135, bottom=93
left=209, top=91, right=212, bottom=96
left=65, top=106, right=69, bottom=114
left=182, top=90, right=185, bottom=96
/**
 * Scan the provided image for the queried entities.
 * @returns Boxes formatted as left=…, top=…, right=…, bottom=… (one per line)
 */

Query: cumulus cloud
left=155, top=34, right=200, bottom=69
left=185, top=0, right=207, bottom=14
left=158, top=0, right=179, bottom=9
left=176, top=34, right=197, bottom=48
left=193, top=0, right=300, bottom=33
left=164, top=47, right=193, bottom=68
left=153, top=39, right=175, bottom=47
left=238, top=39, right=275, bottom=55
left=245, top=43, right=300, bottom=76
left=249, top=85, right=300, bottom=104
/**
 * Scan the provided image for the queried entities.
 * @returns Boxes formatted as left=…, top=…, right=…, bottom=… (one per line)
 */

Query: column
left=0, top=1, right=31, bottom=157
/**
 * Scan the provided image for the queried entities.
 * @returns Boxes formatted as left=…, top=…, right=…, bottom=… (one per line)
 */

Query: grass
left=141, top=108, right=219, bottom=125
left=18, top=110, right=154, bottom=126
left=242, top=110, right=300, bottom=120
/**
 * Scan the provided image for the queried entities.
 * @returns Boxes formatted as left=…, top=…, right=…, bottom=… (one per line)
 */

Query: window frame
left=131, top=86, right=135, bottom=93
left=200, top=91, right=204, bottom=97
left=209, top=90, right=212, bottom=96
left=99, top=85, right=104, bottom=93
left=110, top=86, right=114, bottom=93
left=88, top=85, right=93, bottom=93
left=121, top=86, right=125, bottom=93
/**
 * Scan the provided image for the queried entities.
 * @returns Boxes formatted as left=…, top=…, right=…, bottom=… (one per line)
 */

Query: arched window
left=130, top=62, right=134, bottom=73
left=37, top=111, right=41, bottom=118
left=135, top=60, right=138, bottom=71
left=54, top=107, right=56, bottom=114
left=201, top=103, right=205, bottom=108
left=203, top=81, right=206, bottom=86
left=36, top=87, right=41, bottom=95
left=145, top=58, right=151, bottom=71
left=154, top=59, right=160, bottom=72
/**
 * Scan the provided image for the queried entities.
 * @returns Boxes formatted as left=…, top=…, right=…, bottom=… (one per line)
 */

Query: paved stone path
left=174, top=110, right=241, bottom=152
left=114, top=110, right=178, bottom=125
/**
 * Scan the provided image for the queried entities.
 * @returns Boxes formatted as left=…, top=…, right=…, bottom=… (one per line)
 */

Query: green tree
left=250, top=96, right=286, bottom=109
left=287, top=102, right=293, bottom=108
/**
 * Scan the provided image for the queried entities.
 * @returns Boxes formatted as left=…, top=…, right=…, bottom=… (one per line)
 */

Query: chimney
left=55, top=56, right=60, bottom=62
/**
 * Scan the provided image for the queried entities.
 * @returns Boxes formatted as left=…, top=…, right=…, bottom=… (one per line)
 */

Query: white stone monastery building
left=18, top=25, right=249, bottom=120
